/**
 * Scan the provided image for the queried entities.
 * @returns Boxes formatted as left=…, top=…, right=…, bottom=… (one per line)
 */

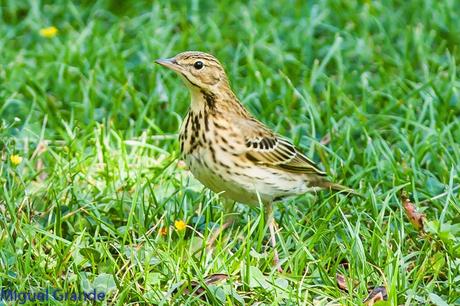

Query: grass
left=1, top=0, right=459, bottom=304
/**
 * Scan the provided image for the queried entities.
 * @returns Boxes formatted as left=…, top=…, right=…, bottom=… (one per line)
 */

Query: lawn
left=1, top=0, right=459, bottom=305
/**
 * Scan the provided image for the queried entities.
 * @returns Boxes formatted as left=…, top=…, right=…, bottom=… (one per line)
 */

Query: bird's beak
left=155, top=57, right=182, bottom=72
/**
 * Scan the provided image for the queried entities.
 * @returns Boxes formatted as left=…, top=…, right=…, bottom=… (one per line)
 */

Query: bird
left=155, top=51, right=356, bottom=270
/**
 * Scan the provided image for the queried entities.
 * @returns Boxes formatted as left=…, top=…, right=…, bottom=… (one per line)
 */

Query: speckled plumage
left=156, top=51, right=354, bottom=269
left=179, top=97, right=330, bottom=205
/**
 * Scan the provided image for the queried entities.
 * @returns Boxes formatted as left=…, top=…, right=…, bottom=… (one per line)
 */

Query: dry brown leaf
left=181, top=273, right=229, bottom=299
left=364, top=286, right=388, bottom=305
left=204, top=273, right=229, bottom=284
left=182, top=280, right=205, bottom=299
left=320, top=132, right=331, bottom=146
left=401, top=191, right=425, bottom=232
left=336, top=273, right=348, bottom=291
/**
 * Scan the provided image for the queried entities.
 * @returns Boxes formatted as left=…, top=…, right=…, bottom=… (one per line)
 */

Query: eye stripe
left=182, top=54, right=220, bottom=65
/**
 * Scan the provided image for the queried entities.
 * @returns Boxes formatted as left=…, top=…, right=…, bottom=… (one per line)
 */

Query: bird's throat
left=188, top=87, right=220, bottom=113
left=189, top=88, right=207, bottom=112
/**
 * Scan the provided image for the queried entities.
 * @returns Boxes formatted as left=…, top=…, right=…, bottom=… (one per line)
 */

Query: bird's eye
left=193, top=61, right=204, bottom=70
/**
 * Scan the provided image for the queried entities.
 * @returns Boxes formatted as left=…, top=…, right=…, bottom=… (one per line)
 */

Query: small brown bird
left=156, top=51, right=354, bottom=269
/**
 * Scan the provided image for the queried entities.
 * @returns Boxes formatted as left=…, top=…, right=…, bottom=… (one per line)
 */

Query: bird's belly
left=184, top=151, right=309, bottom=205
left=185, top=153, right=258, bottom=204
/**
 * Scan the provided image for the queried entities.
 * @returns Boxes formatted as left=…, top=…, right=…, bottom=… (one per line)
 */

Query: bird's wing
left=234, top=117, right=326, bottom=176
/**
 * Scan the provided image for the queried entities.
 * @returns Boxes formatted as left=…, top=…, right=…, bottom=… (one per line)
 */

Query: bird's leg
left=207, top=199, right=235, bottom=247
left=265, top=202, right=282, bottom=272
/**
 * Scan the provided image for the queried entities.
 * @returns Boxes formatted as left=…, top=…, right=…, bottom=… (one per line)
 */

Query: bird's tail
left=319, top=181, right=363, bottom=198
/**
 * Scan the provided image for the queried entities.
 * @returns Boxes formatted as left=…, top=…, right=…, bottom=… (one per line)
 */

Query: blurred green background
left=3, top=0, right=459, bottom=136
left=1, top=0, right=459, bottom=304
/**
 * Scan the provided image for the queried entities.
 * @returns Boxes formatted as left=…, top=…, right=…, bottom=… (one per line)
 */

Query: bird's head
left=155, top=51, right=229, bottom=93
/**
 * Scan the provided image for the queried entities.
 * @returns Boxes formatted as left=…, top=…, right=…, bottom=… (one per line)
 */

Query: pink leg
left=266, top=203, right=282, bottom=272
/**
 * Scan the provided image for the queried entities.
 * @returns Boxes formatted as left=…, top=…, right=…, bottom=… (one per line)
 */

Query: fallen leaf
left=204, top=273, right=229, bottom=284
left=401, top=191, right=425, bottom=232
left=320, top=132, right=331, bottom=145
left=183, top=280, right=206, bottom=298
left=159, top=227, right=168, bottom=237
left=339, top=259, right=349, bottom=269
left=336, top=273, right=348, bottom=291
left=364, top=286, right=388, bottom=305
left=180, top=273, right=229, bottom=300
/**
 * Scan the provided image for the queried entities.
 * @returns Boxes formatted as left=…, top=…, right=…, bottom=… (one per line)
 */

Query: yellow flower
left=174, top=220, right=186, bottom=231
left=10, top=155, right=23, bottom=166
left=39, top=26, right=58, bottom=38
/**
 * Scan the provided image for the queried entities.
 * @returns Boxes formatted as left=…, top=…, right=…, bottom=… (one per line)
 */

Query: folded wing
left=232, top=115, right=326, bottom=176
